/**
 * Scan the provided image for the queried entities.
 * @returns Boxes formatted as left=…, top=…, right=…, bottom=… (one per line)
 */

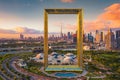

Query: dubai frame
left=44, top=9, right=83, bottom=71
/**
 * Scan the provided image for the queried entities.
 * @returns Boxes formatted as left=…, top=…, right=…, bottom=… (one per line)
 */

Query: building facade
left=20, top=34, right=24, bottom=40
left=95, top=30, right=101, bottom=43
left=105, top=28, right=115, bottom=50
left=116, top=30, right=120, bottom=49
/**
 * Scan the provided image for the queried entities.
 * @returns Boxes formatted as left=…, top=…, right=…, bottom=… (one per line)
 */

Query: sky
left=0, top=0, right=120, bottom=38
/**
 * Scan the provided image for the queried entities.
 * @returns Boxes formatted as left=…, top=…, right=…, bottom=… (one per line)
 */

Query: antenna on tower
left=60, top=23, right=63, bottom=38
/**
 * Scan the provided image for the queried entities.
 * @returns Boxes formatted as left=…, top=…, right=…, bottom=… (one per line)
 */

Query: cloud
left=85, top=3, right=120, bottom=32
left=65, top=24, right=76, bottom=30
left=14, top=27, right=43, bottom=34
left=60, top=0, right=75, bottom=3
left=0, top=12, right=21, bottom=22
left=53, top=21, right=63, bottom=27
left=53, top=21, right=76, bottom=31
left=0, top=27, right=43, bottom=34
left=84, top=20, right=108, bottom=32
left=0, top=28, right=16, bottom=34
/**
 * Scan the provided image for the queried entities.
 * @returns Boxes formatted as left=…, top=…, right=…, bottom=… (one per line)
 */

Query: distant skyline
left=0, top=0, right=120, bottom=38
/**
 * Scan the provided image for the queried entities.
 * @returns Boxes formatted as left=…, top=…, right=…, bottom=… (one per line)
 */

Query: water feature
left=55, top=72, right=77, bottom=78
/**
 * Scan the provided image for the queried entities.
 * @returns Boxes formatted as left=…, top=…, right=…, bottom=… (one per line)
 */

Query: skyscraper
left=105, top=28, right=115, bottom=50
left=67, top=32, right=71, bottom=39
left=60, top=25, right=63, bottom=38
left=100, top=32, right=104, bottom=42
left=116, top=30, right=120, bottom=48
left=73, top=34, right=77, bottom=43
left=96, top=30, right=99, bottom=34
left=20, top=34, right=24, bottom=40
left=95, top=30, right=100, bottom=43
left=88, top=32, right=94, bottom=43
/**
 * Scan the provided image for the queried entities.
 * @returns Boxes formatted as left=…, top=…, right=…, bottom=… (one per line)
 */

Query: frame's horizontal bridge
left=45, top=9, right=82, bottom=14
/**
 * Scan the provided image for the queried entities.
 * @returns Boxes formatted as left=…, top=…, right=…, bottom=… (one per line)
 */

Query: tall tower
left=67, top=32, right=71, bottom=39
left=100, top=32, right=104, bottom=42
left=60, top=24, right=63, bottom=38
left=105, top=28, right=115, bottom=50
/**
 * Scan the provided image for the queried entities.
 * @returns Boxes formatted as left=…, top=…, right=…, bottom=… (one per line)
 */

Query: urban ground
left=0, top=50, right=120, bottom=80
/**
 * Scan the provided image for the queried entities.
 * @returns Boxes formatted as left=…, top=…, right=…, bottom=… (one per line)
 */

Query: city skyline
left=0, top=0, right=120, bottom=38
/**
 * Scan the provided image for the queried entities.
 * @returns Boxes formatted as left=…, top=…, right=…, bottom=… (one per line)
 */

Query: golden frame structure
left=44, top=9, right=83, bottom=71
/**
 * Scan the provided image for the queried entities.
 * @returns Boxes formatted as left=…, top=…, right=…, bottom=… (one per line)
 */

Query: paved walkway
left=91, top=75, right=106, bottom=78
left=0, top=70, right=11, bottom=80
left=2, top=59, right=19, bottom=78
left=11, top=59, right=54, bottom=80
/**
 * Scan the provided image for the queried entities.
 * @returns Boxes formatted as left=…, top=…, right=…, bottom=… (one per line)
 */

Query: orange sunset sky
left=0, top=0, right=120, bottom=39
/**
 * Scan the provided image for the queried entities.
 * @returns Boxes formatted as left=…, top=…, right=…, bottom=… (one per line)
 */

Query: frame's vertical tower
left=77, top=10, right=83, bottom=68
left=44, top=10, right=48, bottom=69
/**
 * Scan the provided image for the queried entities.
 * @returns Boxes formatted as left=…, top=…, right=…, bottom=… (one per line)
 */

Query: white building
left=17, top=59, right=27, bottom=67
left=83, top=45, right=90, bottom=50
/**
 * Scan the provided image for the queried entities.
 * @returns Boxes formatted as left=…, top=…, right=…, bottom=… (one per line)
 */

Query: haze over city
left=0, top=0, right=120, bottom=38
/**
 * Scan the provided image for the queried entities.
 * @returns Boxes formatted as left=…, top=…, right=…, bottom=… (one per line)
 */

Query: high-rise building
left=67, top=32, right=71, bottom=39
left=83, top=33, right=86, bottom=42
left=95, top=30, right=101, bottom=43
left=116, top=30, right=120, bottom=48
left=73, top=34, right=77, bottom=43
left=60, top=25, right=63, bottom=38
left=71, top=32, right=73, bottom=39
left=20, top=34, right=24, bottom=40
left=100, top=32, right=104, bottom=42
left=88, top=32, right=94, bottom=43
left=52, top=34, right=55, bottom=39
left=96, top=30, right=99, bottom=34
left=105, top=28, right=115, bottom=50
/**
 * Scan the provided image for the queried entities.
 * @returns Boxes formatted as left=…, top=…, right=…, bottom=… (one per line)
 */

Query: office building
left=95, top=30, right=101, bottom=43
left=105, top=28, right=115, bottom=50
left=20, top=34, right=24, bottom=40
left=116, top=30, right=120, bottom=48
left=100, top=32, right=104, bottom=42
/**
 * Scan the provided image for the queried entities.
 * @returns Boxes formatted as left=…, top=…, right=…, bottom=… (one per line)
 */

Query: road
left=9, top=57, right=35, bottom=80
left=0, top=70, right=11, bottom=80
left=2, top=59, right=20, bottom=79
